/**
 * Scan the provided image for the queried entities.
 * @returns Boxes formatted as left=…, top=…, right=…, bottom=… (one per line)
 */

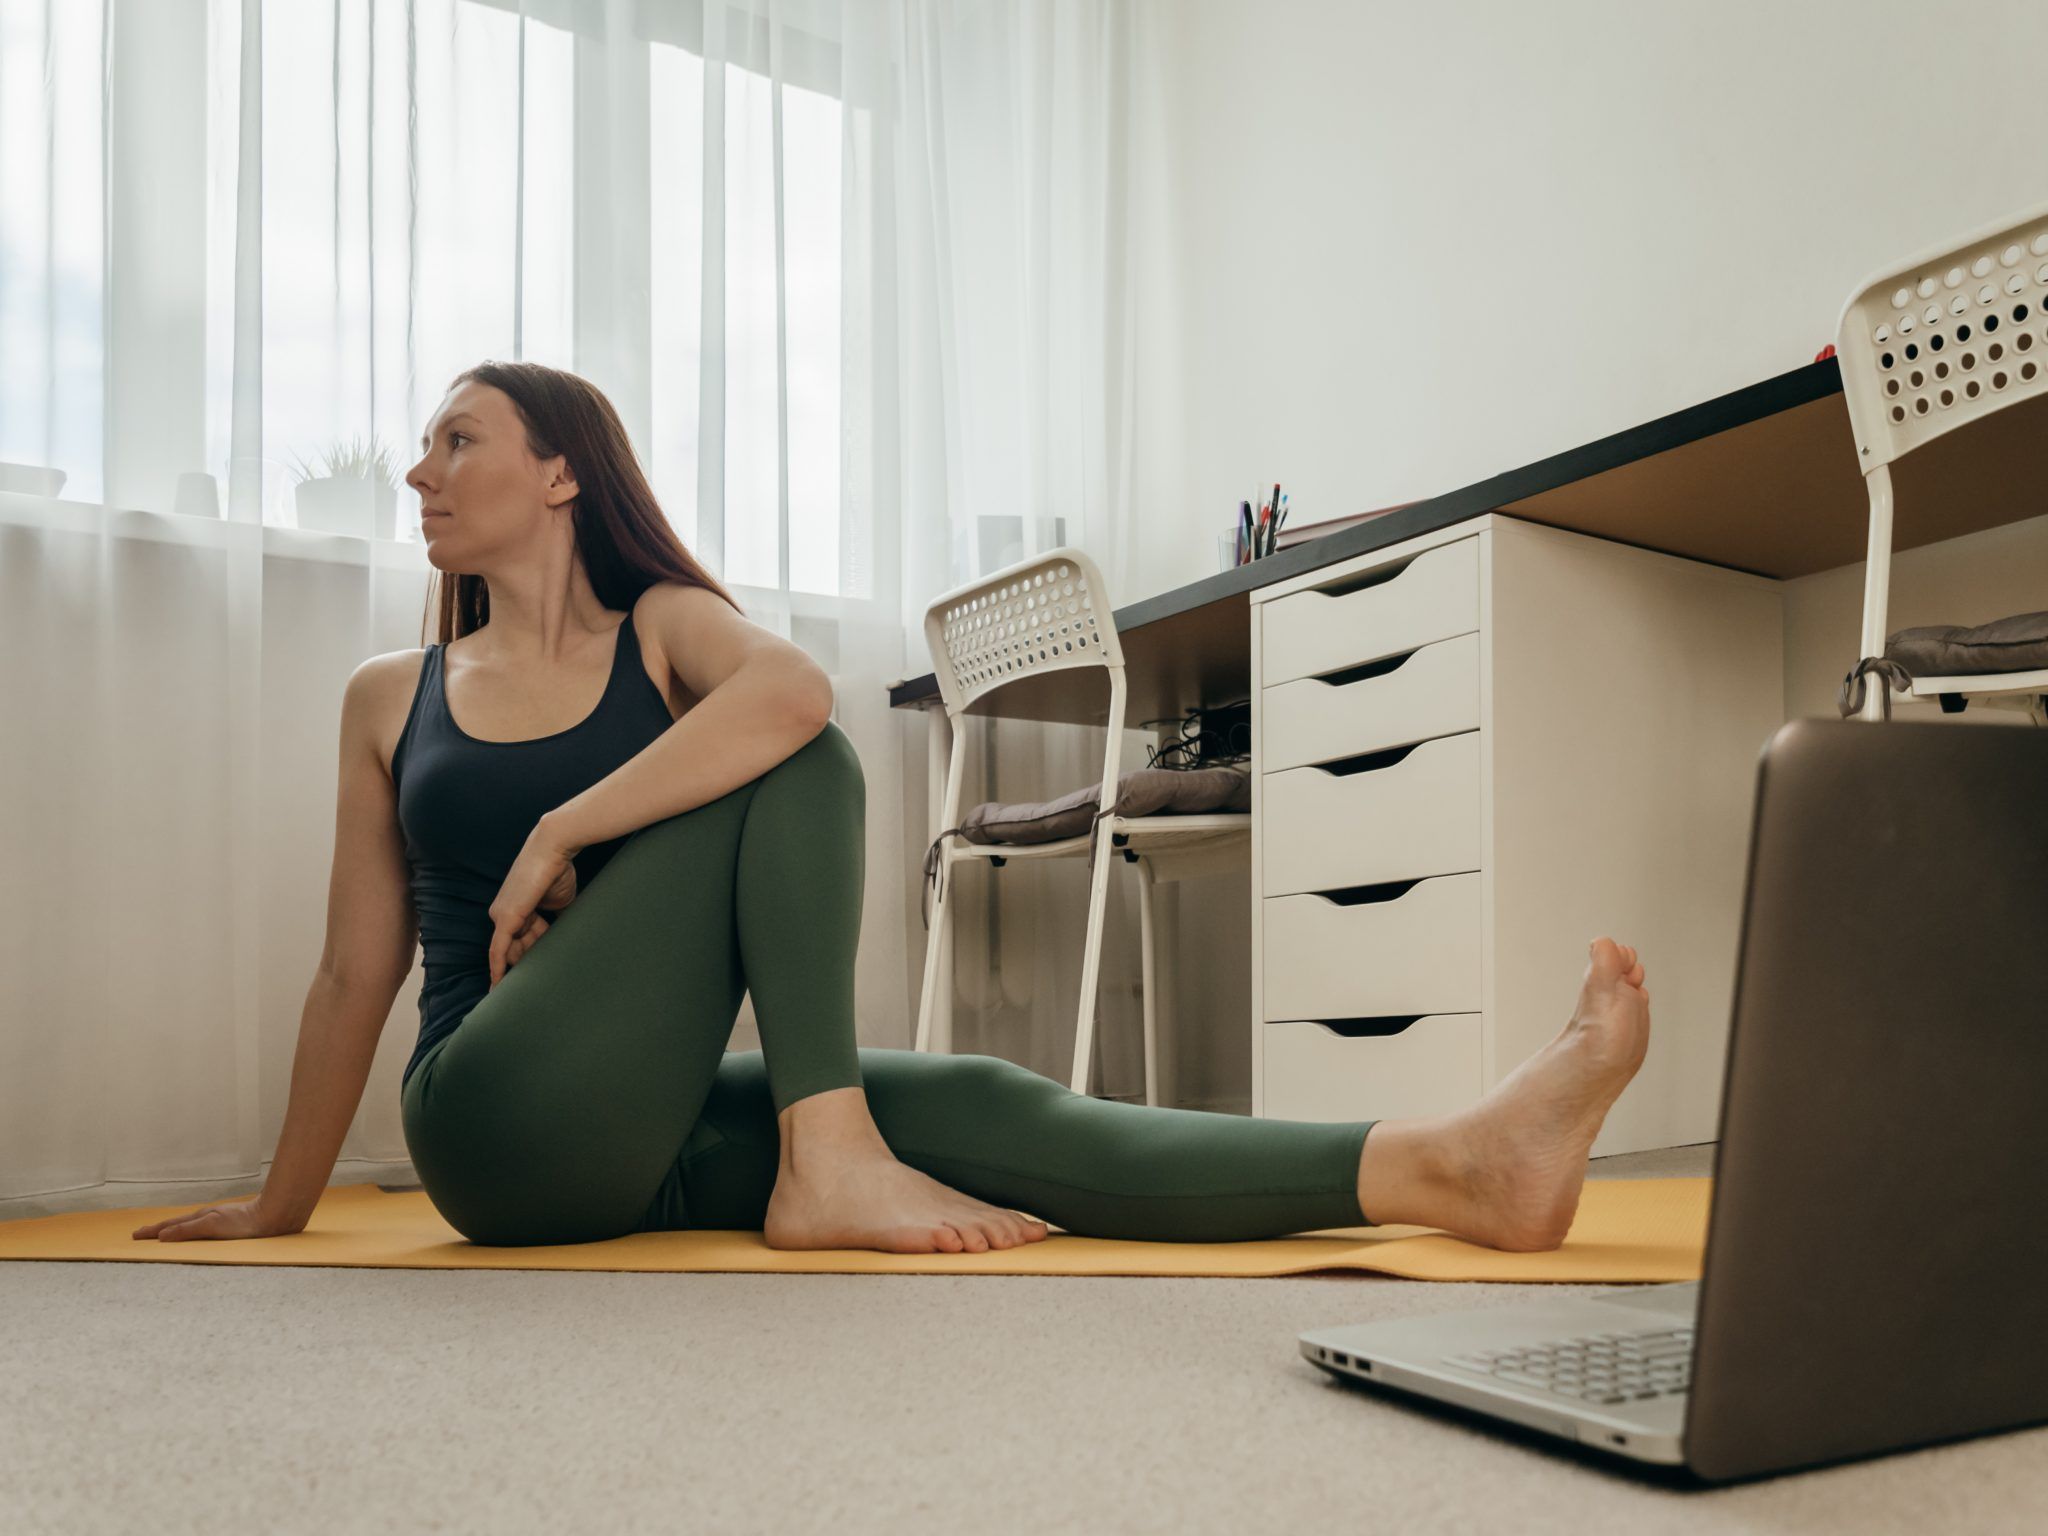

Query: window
left=2, top=0, right=849, bottom=600
left=0, top=0, right=104, bottom=502
left=231, top=0, right=579, bottom=525
left=651, top=39, right=843, bottom=597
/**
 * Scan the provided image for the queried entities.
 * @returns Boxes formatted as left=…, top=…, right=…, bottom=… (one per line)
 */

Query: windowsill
left=0, top=489, right=888, bottom=617
left=0, top=489, right=435, bottom=570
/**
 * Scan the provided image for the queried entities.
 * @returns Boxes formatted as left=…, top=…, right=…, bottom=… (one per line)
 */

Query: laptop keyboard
left=1441, top=1325, right=1694, bottom=1404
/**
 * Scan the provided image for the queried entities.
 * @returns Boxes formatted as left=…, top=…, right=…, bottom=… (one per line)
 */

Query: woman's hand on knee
left=488, top=825, right=581, bottom=986
left=490, top=912, right=552, bottom=985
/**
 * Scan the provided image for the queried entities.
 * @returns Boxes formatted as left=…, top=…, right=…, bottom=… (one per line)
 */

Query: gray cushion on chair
left=1885, top=611, right=2048, bottom=676
left=959, top=766, right=1251, bottom=846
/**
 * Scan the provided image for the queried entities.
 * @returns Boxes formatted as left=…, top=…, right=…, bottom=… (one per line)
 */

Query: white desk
left=1248, top=514, right=1781, bottom=1156
left=889, top=358, right=2048, bottom=1147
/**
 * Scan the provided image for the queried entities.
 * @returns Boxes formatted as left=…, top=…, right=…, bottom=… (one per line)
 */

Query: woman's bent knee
left=766, top=718, right=863, bottom=794
left=415, top=1167, right=654, bottom=1247
left=403, top=1086, right=657, bottom=1247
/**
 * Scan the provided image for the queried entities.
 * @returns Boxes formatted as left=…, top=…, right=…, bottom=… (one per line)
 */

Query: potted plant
left=286, top=433, right=402, bottom=539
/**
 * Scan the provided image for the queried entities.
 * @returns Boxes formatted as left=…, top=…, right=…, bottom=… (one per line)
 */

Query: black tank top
left=390, top=609, right=677, bottom=1087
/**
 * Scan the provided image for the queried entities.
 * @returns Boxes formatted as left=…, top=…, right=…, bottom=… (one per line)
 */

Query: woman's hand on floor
left=487, top=822, right=582, bottom=988
left=132, top=1196, right=305, bottom=1242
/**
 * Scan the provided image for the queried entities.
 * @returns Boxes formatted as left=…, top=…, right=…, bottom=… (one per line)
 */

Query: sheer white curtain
left=1, top=0, right=1163, bottom=1219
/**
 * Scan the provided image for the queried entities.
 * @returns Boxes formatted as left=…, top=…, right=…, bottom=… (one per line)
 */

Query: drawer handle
left=1318, top=740, right=1420, bottom=777
left=1311, top=727, right=1476, bottom=778
left=1310, top=741, right=1425, bottom=774
left=1319, top=876, right=1427, bottom=906
left=1311, top=646, right=1420, bottom=688
left=1311, top=554, right=1420, bottom=600
left=1311, top=1016, right=1428, bottom=1038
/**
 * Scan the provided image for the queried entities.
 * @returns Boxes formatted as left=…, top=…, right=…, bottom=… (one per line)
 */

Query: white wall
left=1128, top=0, right=2048, bottom=597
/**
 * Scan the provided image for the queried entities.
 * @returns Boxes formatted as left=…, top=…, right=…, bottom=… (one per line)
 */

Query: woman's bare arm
left=539, top=584, right=835, bottom=855
left=266, top=656, right=422, bottom=1220
left=137, top=657, right=419, bottom=1239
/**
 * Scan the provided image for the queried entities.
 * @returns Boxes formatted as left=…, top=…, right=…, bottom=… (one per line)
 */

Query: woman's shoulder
left=346, top=647, right=434, bottom=779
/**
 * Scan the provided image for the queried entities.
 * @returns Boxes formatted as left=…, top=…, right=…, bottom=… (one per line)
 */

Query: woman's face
left=404, top=381, right=577, bottom=572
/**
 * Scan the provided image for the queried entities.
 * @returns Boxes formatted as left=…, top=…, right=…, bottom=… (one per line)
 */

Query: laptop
left=1299, top=718, right=2048, bottom=1484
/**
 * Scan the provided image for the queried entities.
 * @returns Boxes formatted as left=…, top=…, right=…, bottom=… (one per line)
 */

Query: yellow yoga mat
left=0, top=1177, right=1708, bottom=1282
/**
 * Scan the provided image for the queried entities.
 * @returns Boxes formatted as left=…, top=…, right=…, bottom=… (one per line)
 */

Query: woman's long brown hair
left=421, top=360, right=745, bottom=643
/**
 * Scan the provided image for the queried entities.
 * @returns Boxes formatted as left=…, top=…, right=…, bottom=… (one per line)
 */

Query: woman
left=134, top=361, right=1653, bottom=1254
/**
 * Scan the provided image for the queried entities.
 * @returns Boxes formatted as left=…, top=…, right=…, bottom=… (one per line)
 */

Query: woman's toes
left=953, top=1222, right=989, bottom=1253
left=1586, top=936, right=1626, bottom=981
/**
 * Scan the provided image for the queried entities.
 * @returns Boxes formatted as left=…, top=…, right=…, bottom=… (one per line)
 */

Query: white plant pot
left=173, top=471, right=221, bottom=519
left=294, top=476, right=398, bottom=539
left=0, top=461, right=66, bottom=497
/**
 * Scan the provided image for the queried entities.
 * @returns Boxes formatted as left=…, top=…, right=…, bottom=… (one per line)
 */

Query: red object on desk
left=1814, top=343, right=1836, bottom=362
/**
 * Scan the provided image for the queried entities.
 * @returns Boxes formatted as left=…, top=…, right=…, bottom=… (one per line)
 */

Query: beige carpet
left=4, top=1142, right=2043, bottom=1535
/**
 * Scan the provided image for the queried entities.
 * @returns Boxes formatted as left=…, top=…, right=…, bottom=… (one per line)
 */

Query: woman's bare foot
left=1357, top=937, right=1652, bottom=1251
left=764, top=1153, right=1050, bottom=1254
left=761, top=1086, right=1050, bottom=1254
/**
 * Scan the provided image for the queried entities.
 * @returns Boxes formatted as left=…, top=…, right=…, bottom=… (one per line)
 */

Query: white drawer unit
left=1262, top=630, right=1481, bottom=772
left=1249, top=515, right=1787, bottom=1158
left=1261, top=535, right=1479, bottom=688
left=1264, top=873, right=1483, bottom=1022
left=1261, top=1015, right=1484, bottom=1125
left=1261, top=730, right=1481, bottom=896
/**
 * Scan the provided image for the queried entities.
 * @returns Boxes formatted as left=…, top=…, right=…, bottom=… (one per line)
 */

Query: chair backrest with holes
left=1835, top=198, right=2048, bottom=473
left=922, top=546, right=1124, bottom=720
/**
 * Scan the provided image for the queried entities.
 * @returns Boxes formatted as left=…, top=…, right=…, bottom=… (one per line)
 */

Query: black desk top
left=889, top=354, right=2047, bottom=724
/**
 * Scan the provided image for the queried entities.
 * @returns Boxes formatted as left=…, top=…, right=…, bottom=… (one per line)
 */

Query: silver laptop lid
left=1686, top=719, right=2048, bottom=1481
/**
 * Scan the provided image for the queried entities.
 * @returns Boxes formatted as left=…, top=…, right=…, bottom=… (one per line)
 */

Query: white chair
left=1834, top=197, right=2048, bottom=722
left=912, top=545, right=1251, bottom=1102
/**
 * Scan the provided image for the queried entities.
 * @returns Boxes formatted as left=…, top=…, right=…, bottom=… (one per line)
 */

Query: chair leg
left=936, top=898, right=956, bottom=1054
left=917, top=701, right=959, bottom=1055
left=1856, top=464, right=1896, bottom=723
left=1136, top=855, right=1158, bottom=1108
left=914, top=851, right=954, bottom=1055
left=1069, top=822, right=1118, bottom=1096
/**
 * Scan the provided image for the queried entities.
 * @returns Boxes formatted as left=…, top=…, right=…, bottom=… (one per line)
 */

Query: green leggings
left=399, top=720, right=1378, bottom=1246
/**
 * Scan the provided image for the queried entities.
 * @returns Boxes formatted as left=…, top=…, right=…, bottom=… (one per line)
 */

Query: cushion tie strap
left=1837, top=656, right=1914, bottom=721
left=920, top=827, right=970, bottom=932
left=919, top=802, right=1121, bottom=931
